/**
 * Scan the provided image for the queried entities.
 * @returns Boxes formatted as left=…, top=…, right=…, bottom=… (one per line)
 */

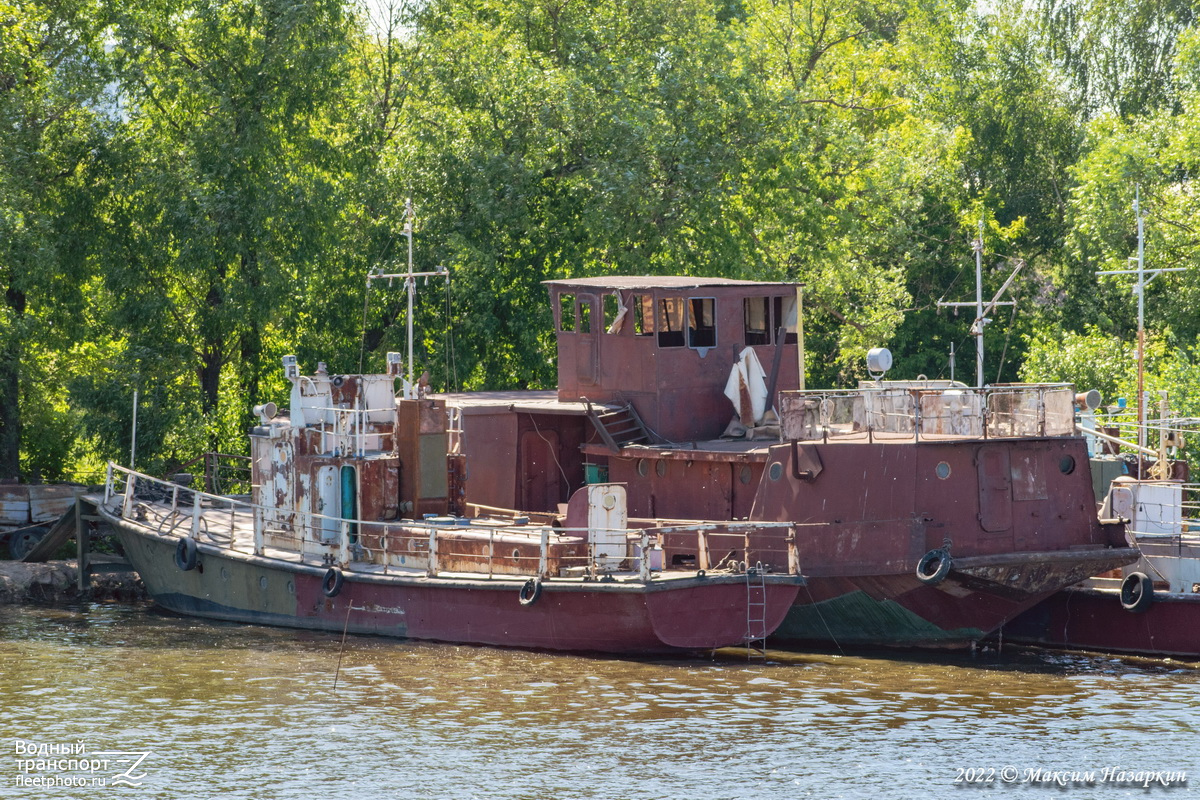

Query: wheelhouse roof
left=544, top=276, right=801, bottom=292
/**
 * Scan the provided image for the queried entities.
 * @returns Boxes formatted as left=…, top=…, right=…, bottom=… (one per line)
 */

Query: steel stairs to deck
left=585, top=401, right=655, bottom=452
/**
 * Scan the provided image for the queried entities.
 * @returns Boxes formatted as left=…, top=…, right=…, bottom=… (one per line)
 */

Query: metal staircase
left=585, top=401, right=654, bottom=452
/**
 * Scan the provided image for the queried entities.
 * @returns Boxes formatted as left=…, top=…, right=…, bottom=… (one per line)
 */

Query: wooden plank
left=76, top=495, right=88, bottom=591
left=20, top=489, right=87, bottom=562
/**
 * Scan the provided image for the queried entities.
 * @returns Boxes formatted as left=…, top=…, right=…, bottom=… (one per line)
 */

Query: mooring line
left=332, top=601, right=360, bottom=692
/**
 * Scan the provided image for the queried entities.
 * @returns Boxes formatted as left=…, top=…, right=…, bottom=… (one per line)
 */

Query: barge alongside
left=1003, top=475, right=1200, bottom=658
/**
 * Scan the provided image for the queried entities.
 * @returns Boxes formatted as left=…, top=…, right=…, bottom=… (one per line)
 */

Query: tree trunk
left=199, top=280, right=224, bottom=456
left=0, top=285, right=25, bottom=480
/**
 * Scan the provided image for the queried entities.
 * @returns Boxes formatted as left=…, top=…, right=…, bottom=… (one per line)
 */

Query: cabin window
left=744, top=297, right=770, bottom=345
left=688, top=297, right=716, bottom=349
left=774, top=296, right=799, bottom=344
left=578, top=297, right=592, bottom=333
left=744, top=296, right=799, bottom=345
left=634, top=295, right=653, bottom=335
left=657, top=296, right=686, bottom=347
left=603, top=292, right=624, bottom=333
left=558, top=293, right=576, bottom=332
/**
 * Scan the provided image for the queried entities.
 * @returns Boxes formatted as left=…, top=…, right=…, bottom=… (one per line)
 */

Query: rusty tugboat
left=96, top=357, right=804, bottom=655
left=97, top=264, right=1136, bottom=653
left=439, top=276, right=1138, bottom=649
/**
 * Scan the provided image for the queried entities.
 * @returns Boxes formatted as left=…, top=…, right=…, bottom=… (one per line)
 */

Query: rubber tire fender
left=916, top=548, right=953, bottom=586
left=1120, top=571, right=1153, bottom=613
left=518, top=577, right=542, bottom=606
left=175, top=537, right=198, bottom=571
left=323, top=567, right=345, bottom=598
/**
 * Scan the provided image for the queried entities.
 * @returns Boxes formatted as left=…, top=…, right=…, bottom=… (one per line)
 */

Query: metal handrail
left=104, top=462, right=803, bottom=580
left=781, top=384, right=1075, bottom=441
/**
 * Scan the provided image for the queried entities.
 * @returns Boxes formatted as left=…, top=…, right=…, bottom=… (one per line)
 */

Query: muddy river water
left=1, top=603, right=1196, bottom=798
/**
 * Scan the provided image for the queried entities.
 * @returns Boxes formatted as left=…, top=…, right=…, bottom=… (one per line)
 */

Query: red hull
left=1002, top=586, right=1200, bottom=658
left=112, top=516, right=801, bottom=655
left=773, top=548, right=1139, bottom=648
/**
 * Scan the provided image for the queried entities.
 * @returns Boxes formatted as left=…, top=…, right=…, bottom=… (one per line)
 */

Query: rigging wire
left=994, top=301, right=1019, bottom=384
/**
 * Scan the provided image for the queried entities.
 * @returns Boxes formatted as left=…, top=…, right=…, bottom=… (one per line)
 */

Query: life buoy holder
left=1120, top=572, right=1153, bottom=613
left=518, top=577, right=542, bottom=606
left=323, top=567, right=344, bottom=598
left=175, top=537, right=198, bottom=571
left=916, top=548, right=953, bottom=585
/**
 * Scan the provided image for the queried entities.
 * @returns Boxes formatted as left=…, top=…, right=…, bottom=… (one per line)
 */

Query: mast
left=974, top=219, right=984, bottom=388
left=368, top=199, right=447, bottom=399
left=937, top=218, right=1020, bottom=387
left=1095, top=185, right=1185, bottom=459
left=1136, top=187, right=1145, bottom=453
left=405, top=198, right=415, bottom=395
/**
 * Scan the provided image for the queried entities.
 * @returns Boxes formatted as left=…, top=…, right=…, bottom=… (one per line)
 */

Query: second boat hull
left=1001, top=582, right=1200, bottom=658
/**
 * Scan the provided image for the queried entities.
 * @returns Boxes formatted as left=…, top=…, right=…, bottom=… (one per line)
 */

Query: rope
left=801, top=581, right=845, bottom=656
left=332, top=599, right=354, bottom=693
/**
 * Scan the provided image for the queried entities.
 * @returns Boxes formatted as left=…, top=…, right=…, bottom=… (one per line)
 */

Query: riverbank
left=0, top=560, right=145, bottom=604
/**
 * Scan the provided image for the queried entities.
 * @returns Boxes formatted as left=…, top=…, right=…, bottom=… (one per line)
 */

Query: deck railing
left=292, top=404, right=398, bottom=457
left=778, top=383, right=1076, bottom=442
left=1108, top=480, right=1200, bottom=554
left=104, top=463, right=802, bottom=580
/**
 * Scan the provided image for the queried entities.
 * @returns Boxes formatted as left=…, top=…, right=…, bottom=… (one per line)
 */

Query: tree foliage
left=4, top=0, right=1200, bottom=478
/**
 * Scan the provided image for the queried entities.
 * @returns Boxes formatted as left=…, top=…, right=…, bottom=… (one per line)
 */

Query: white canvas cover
left=724, top=347, right=769, bottom=425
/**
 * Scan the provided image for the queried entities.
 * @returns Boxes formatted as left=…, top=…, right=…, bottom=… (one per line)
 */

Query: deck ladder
left=585, top=401, right=654, bottom=452
left=745, top=562, right=767, bottom=660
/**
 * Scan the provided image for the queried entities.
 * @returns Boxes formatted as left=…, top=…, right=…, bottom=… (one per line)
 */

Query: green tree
left=1034, top=0, right=1196, bottom=118
left=0, top=0, right=111, bottom=480
left=80, top=0, right=361, bottom=468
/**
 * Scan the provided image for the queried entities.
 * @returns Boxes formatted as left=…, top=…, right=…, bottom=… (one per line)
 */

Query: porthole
left=1060, top=455, right=1076, bottom=475
left=769, top=462, right=784, bottom=481
left=259, top=575, right=268, bottom=590
left=286, top=580, right=295, bottom=595
left=656, top=460, right=667, bottom=477
left=511, top=548, right=522, bottom=562
left=739, top=466, right=753, bottom=485
left=220, top=566, right=230, bottom=581
left=636, top=459, right=648, bottom=477
left=935, top=461, right=951, bottom=480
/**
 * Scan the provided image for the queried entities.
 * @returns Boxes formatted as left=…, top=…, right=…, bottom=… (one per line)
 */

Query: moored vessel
left=95, top=353, right=803, bottom=655
left=442, top=276, right=1137, bottom=649
left=1003, top=423, right=1200, bottom=658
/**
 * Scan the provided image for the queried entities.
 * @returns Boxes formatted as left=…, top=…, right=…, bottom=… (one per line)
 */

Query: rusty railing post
left=426, top=525, right=438, bottom=576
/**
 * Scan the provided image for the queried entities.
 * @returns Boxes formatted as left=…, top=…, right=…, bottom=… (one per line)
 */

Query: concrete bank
left=0, top=560, right=146, bottom=604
